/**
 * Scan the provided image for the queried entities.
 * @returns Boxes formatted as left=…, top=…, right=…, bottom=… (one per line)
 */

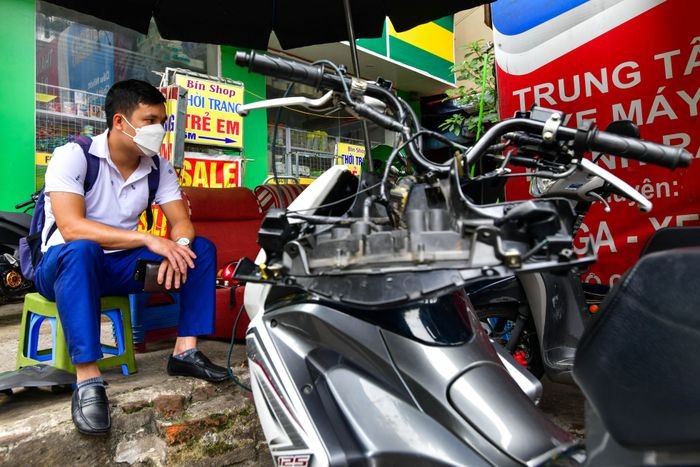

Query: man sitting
left=35, top=79, right=227, bottom=436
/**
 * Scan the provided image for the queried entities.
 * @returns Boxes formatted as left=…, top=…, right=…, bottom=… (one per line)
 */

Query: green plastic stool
left=16, top=293, right=137, bottom=375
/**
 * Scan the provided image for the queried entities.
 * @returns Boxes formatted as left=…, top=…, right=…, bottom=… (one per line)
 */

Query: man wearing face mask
left=35, top=79, right=227, bottom=436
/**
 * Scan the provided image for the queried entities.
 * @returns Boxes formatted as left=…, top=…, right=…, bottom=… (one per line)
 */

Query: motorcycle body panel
left=248, top=290, right=576, bottom=466
left=519, top=270, right=589, bottom=383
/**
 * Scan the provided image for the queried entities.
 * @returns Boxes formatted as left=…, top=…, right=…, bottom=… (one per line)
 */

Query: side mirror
left=605, top=120, right=640, bottom=139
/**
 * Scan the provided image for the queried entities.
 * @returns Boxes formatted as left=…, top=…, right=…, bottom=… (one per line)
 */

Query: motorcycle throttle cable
left=379, top=129, right=468, bottom=202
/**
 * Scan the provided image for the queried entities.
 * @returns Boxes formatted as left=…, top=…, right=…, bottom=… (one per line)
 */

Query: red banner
left=493, top=0, right=699, bottom=287
left=138, top=156, right=243, bottom=237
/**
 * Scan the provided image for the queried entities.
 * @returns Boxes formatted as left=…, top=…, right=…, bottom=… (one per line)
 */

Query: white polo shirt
left=42, top=130, right=182, bottom=252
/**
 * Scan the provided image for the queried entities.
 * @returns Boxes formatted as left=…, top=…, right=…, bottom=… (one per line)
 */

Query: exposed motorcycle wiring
left=226, top=303, right=252, bottom=392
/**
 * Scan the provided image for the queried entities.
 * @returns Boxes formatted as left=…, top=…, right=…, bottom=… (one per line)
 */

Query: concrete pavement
left=0, top=298, right=584, bottom=465
left=0, top=299, right=270, bottom=466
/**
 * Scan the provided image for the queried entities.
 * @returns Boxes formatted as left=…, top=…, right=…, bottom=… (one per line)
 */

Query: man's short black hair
left=105, top=79, right=166, bottom=129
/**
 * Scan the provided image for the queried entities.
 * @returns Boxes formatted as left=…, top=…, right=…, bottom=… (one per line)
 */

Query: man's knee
left=192, top=236, right=216, bottom=262
left=61, top=240, right=104, bottom=264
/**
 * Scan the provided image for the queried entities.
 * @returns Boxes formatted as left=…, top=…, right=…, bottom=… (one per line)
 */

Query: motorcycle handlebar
left=235, top=52, right=692, bottom=173
left=14, top=199, right=34, bottom=210
left=585, top=127, right=691, bottom=169
left=235, top=51, right=406, bottom=133
left=236, top=51, right=345, bottom=92
left=235, top=51, right=449, bottom=172
left=470, top=119, right=691, bottom=171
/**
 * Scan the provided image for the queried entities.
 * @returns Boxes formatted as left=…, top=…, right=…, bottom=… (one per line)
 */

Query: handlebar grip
left=588, top=129, right=692, bottom=169
left=14, top=200, right=34, bottom=210
left=235, top=51, right=348, bottom=92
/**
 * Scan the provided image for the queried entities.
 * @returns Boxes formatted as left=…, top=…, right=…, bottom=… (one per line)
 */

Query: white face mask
left=120, top=115, right=166, bottom=157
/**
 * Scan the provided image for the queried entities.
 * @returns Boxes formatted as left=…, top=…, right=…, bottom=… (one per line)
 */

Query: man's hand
left=145, top=235, right=196, bottom=276
left=158, top=258, right=187, bottom=290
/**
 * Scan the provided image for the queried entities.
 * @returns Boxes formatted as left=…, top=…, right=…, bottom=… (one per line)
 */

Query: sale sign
left=175, top=75, right=244, bottom=149
left=138, top=155, right=243, bottom=237
left=492, top=0, right=699, bottom=287
left=179, top=155, right=242, bottom=188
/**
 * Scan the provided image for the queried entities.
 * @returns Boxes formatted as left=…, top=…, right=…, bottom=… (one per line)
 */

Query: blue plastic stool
left=129, top=292, right=180, bottom=351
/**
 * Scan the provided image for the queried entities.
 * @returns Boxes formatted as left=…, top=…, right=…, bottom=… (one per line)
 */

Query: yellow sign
left=137, top=156, right=243, bottom=237
left=35, top=152, right=52, bottom=165
left=179, top=156, right=242, bottom=188
left=159, top=85, right=181, bottom=164
left=138, top=205, right=169, bottom=237
left=175, top=75, right=244, bottom=149
left=387, top=19, right=454, bottom=63
left=336, top=142, right=365, bottom=176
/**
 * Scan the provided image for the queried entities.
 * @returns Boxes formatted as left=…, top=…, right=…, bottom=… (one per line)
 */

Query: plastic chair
left=129, top=292, right=180, bottom=352
left=16, top=293, right=137, bottom=375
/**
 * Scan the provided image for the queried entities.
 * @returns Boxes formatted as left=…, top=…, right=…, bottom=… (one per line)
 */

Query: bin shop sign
left=174, top=74, right=244, bottom=149
left=138, top=155, right=242, bottom=236
left=492, top=0, right=699, bottom=288
left=336, top=142, right=365, bottom=176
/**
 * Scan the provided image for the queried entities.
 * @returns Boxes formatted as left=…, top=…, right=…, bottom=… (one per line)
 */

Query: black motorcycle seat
left=0, top=211, right=31, bottom=231
left=574, top=247, right=700, bottom=449
left=640, top=226, right=700, bottom=256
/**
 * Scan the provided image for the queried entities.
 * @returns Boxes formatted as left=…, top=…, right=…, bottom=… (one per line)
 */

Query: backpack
left=18, top=136, right=160, bottom=281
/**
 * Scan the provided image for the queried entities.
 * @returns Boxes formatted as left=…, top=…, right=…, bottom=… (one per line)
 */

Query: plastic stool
left=16, top=293, right=137, bottom=375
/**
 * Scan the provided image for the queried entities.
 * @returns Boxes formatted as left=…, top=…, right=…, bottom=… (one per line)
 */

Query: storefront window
left=265, top=76, right=387, bottom=181
left=35, top=1, right=217, bottom=185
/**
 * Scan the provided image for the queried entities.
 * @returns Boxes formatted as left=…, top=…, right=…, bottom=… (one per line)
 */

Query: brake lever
left=238, top=90, right=334, bottom=115
left=579, top=158, right=652, bottom=212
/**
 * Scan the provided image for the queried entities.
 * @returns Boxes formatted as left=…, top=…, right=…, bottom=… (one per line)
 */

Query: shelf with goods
left=35, top=83, right=106, bottom=188
left=268, top=125, right=379, bottom=181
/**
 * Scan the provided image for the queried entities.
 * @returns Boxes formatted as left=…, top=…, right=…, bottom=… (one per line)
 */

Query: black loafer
left=167, top=350, right=229, bottom=383
left=71, top=385, right=111, bottom=436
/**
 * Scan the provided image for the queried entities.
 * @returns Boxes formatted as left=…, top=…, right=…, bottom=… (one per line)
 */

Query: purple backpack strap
left=74, top=136, right=100, bottom=192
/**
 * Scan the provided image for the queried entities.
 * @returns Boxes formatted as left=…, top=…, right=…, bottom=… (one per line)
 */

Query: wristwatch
left=176, top=237, right=191, bottom=248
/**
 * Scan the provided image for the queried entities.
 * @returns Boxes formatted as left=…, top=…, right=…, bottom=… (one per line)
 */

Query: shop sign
left=179, top=155, right=242, bottom=188
left=492, top=0, right=700, bottom=287
left=175, top=75, right=244, bottom=149
left=137, top=205, right=169, bottom=237
left=336, top=142, right=365, bottom=176
left=137, top=155, right=242, bottom=236
left=58, top=24, right=113, bottom=97
left=159, top=85, right=183, bottom=165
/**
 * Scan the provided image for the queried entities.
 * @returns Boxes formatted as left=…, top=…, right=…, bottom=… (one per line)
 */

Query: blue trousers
left=34, top=237, right=217, bottom=365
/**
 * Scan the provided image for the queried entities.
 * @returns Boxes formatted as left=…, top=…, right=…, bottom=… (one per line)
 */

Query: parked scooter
left=468, top=121, right=643, bottom=383
left=0, top=194, right=37, bottom=303
left=233, top=51, right=695, bottom=466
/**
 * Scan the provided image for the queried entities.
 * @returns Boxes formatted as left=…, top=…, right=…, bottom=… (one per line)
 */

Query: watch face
left=177, top=238, right=191, bottom=247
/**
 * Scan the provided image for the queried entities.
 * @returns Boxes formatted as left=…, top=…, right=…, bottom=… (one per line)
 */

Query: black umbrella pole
left=343, top=0, right=374, bottom=173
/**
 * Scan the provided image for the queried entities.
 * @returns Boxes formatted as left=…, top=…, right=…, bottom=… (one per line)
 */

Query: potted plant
left=440, top=39, right=498, bottom=142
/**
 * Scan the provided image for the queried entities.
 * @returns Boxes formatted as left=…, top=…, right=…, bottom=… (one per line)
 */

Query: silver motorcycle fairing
left=380, top=296, right=575, bottom=466
left=247, top=292, right=577, bottom=466
left=247, top=310, right=329, bottom=466
left=518, top=270, right=588, bottom=384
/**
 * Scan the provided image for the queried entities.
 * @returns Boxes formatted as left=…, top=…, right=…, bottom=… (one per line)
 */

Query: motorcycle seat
left=574, top=247, right=700, bottom=449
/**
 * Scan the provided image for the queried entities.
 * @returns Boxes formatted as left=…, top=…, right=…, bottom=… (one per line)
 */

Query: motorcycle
left=468, top=120, right=643, bottom=383
left=233, top=51, right=695, bottom=466
left=0, top=194, right=36, bottom=303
